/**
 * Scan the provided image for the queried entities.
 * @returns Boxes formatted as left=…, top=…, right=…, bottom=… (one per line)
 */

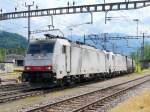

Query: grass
left=137, top=68, right=150, bottom=75
left=110, top=90, right=150, bottom=112
left=0, top=71, right=21, bottom=79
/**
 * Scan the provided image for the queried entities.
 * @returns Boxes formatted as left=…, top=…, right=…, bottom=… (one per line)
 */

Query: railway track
left=0, top=86, right=39, bottom=98
left=0, top=90, right=46, bottom=104
left=0, top=75, right=124, bottom=104
left=0, top=83, right=28, bottom=92
left=25, top=75, right=150, bottom=112
left=1, top=79, right=18, bottom=82
left=0, top=84, right=54, bottom=103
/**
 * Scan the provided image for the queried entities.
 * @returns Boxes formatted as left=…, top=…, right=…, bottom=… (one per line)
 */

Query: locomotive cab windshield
left=27, top=41, right=55, bottom=54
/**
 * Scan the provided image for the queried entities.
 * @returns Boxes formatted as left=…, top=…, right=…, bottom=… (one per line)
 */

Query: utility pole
left=104, top=0, right=108, bottom=24
left=103, top=0, right=111, bottom=24
left=50, top=15, right=54, bottom=28
left=84, top=35, right=86, bottom=44
left=0, top=9, right=2, bottom=32
left=104, top=0, right=106, bottom=5
left=133, top=19, right=139, bottom=37
left=133, top=19, right=140, bottom=70
left=111, top=42, right=115, bottom=53
left=142, top=33, right=145, bottom=57
left=25, top=2, right=34, bottom=44
left=90, top=12, right=93, bottom=24
left=141, top=33, right=145, bottom=69
left=103, top=33, right=108, bottom=50
left=105, top=11, right=109, bottom=24
left=48, top=15, right=54, bottom=29
left=0, top=9, right=6, bottom=60
left=69, top=28, right=73, bottom=41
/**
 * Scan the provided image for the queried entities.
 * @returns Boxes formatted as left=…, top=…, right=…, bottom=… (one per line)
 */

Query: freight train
left=22, top=34, right=135, bottom=86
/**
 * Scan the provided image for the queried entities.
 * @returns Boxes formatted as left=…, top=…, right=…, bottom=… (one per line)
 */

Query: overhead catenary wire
left=0, top=0, right=149, bottom=38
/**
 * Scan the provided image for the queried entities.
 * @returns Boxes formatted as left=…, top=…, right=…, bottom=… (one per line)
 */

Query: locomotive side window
left=62, top=45, right=66, bottom=54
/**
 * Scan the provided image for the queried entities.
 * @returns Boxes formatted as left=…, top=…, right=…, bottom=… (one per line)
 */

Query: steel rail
left=0, top=86, right=39, bottom=97
left=0, top=83, right=28, bottom=91
left=72, top=78, right=150, bottom=112
left=0, top=90, right=44, bottom=103
left=0, top=75, right=122, bottom=103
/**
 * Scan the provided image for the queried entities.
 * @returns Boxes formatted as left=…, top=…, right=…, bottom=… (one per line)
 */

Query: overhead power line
left=84, top=33, right=150, bottom=50
left=0, top=0, right=150, bottom=43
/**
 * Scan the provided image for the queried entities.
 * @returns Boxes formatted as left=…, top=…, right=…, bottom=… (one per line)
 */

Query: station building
left=5, top=54, right=24, bottom=66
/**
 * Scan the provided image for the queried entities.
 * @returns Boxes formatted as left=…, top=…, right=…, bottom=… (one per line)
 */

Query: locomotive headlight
left=25, top=66, right=30, bottom=70
left=45, top=66, right=52, bottom=70
left=47, top=66, right=51, bottom=70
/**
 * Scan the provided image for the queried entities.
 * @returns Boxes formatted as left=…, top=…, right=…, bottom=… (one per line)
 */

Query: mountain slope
left=0, top=31, right=28, bottom=49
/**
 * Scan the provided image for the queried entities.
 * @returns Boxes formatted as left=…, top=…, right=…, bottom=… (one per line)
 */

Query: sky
left=0, top=0, right=150, bottom=40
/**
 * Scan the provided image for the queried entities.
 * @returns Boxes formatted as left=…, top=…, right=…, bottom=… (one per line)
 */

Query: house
left=0, top=62, right=14, bottom=73
left=5, top=54, right=24, bottom=66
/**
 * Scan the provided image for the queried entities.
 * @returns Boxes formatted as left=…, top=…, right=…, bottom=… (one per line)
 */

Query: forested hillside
left=0, top=31, right=28, bottom=61
left=0, top=31, right=27, bottom=48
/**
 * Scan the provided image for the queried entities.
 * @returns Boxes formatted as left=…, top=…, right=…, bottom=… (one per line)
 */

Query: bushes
left=131, top=43, right=150, bottom=72
left=0, top=49, right=5, bottom=61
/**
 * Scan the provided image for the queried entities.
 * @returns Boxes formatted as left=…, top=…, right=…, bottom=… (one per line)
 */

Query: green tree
left=130, top=43, right=150, bottom=72
left=144, top=43, right=150, bottom=60
left=0, top=49, right=5, bottom=61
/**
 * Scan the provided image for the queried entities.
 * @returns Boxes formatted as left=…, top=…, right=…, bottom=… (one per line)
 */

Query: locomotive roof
left=31, top=34, right=132, bottom=59
left=44, top=34, right=98, bottom=49
left=31, top=39, right=56, bottom=43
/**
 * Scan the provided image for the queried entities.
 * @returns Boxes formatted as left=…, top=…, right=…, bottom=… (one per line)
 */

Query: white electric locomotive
left=22, top=34, right=135, bottom=86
